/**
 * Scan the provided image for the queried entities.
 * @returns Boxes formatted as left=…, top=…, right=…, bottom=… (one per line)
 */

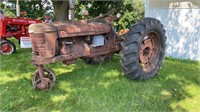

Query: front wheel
left=32, top=68, right=56, bottom=90
left=0, top=40, right=16, bottom=55
left=120, top=18, right=167, bottom=80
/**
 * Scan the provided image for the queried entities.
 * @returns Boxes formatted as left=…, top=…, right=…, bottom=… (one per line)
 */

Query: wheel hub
left=139, top=32, right=160, bottom=73
left=32, top=68, right=56, bottom=90
left=1, top=44, right=12, bottom=53
left=34, top=78, right=53, bottom=90
left=140, top=39, right=155, bottom=63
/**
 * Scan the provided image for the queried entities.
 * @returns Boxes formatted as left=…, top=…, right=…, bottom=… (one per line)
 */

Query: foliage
left=0, top=39, right=200, bottom=111
left=75, top=0, right=144, bottom=31
left=75, top=0, right=124, bottom=19
left=1, top=0, right=144, bottom=30
left=117, top=0, right=144, bottom=30
left=0, top=0, right=47, bottom=20
left=0, top=2, right=15, bottom=17
left=14, top=1, right=46, bottom=20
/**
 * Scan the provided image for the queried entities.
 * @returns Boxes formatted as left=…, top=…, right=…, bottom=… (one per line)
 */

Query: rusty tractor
left=28, top=0, right=167, bottom=90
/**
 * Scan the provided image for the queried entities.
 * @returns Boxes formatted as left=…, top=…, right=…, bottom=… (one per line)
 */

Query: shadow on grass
left=0, top=52, right=200, bottom=111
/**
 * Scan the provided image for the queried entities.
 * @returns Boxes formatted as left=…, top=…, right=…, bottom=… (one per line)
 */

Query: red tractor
left=29, top=0, right=167, bottom=90
left=0, top=9, right=41, bottom=55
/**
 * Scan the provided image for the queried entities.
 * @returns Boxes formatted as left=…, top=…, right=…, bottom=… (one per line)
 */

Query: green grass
left=0, top=39, right=200, bottom=112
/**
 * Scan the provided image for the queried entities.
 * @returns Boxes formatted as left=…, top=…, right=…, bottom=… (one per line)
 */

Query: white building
left=145, top=0, right=200, bottom=60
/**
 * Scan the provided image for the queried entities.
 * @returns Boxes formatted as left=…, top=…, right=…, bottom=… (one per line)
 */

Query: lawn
left=0, top=39, right=200, bottom=112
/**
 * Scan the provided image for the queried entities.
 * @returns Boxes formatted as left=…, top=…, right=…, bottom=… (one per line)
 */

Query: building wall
left=145, top=0, right=200, bottom=60
left=148, top=0, right=200, bottom=8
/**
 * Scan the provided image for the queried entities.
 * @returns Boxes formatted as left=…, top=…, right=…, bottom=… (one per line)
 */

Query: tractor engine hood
left=28, top=20, right=111, bottom=38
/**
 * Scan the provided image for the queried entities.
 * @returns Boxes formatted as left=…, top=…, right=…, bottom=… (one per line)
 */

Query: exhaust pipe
left=16, top=0, right=20, bottom=17
left=69, top=0, right=75, bottom=24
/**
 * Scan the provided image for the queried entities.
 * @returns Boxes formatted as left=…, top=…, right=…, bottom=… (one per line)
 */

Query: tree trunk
left=52, top=1, right=69, bottom=21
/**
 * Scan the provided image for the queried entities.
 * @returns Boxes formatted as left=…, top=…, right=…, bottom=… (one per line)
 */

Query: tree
left=0, top=1, right=15, bottom=17
left=19, top=1, right=45, bottom=19
left=117, top=0, right=144, bottom=30
left=0, top=0, right=46, bottom=19
left=1, top=0, right=144, bottom=29
left=74, top=0, right=144, bottom=31
left=51, top=0, right=123, bottom=21
left=51, top=0, right=144, bottom=31
left=75, top=0, right=124, bottom=19
left=52, top=1, right=69, bottom=21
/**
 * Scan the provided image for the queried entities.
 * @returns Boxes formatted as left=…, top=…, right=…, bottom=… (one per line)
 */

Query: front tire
left=32, top=68, right=56, bottom=90
left=120, top=18, right=166, bottom=80
left=0, top=40, right=16, bottom=55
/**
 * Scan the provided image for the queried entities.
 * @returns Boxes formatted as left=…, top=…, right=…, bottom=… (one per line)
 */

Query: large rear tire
left=120, top=18, right=166, bottom=80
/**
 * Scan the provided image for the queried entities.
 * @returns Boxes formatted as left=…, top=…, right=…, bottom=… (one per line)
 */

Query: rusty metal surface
left=58, top=23, right=110, bottom=38
left=29, top=23, right=57, bottom=33
left=29, top=18, right=119, bottom=64
left=34, top=78, right=51, bottom=90
left=29, top=24, right=58, bottom=59
left=139, top=32, right=161, bottom=73
left=29, top=22, right=121, bottom=65
left=29, top=21, right=110, bottom=37
left=37, top=65, right=44, bottom=78
left=32, top=67, right=56, bottom=90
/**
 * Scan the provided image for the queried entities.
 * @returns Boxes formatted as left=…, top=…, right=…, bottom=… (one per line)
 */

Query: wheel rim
left=1, top=43, right=14, bottom=55
left=32, top=69, right=56, bottom=90
left=139, top=32, right=161, bottom=73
